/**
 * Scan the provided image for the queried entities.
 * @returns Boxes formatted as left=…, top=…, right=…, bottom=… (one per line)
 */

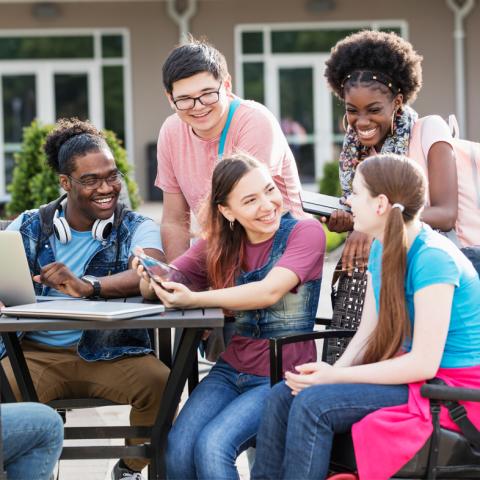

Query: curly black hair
left=44, top=118, right=108, bottom=175
left=325, top=30, right=423, bottom=104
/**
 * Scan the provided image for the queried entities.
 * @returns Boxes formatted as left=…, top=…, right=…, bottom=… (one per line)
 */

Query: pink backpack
left=409, top=115, right=480, bottom=247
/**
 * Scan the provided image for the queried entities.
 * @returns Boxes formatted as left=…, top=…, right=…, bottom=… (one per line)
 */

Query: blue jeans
left=251, top=381, right=409, bottom=480
left=2, top=403, right=64, bottom=480
left=166, top=359, right=271, bottom=480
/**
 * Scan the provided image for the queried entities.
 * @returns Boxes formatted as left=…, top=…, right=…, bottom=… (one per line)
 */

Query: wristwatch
left=81, top=275, right=101, bottom=299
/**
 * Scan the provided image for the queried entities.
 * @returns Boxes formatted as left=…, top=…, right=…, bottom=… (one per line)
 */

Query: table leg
left=0, top=362, right=16, bottom=402
left=149, top=327, right=204, bottom=480
left=1, top=333, right=38, bottom=402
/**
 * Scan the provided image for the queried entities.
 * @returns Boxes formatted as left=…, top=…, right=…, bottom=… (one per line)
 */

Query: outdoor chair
left=46, top=329, right=172, bottom=464
left=269, top=264, right=480, bottom=480
left=0, top=325, right=172, bottom=472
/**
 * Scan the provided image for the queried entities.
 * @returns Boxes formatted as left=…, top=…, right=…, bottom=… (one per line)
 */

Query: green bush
left=103, top=129, right=140, bottom=210
left=6, top=121, right=57, bottom=217
left=317, top=160, right=346, bottom=252
left=319, top=160, right=342, bottom=197
left=323, top=224, right=346, bottom=252
left=6, top=121, right=140, bottom=217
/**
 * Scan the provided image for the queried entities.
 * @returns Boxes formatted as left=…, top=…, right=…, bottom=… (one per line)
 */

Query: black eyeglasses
left=67, top=171, right=124, bottom=190
left=172, top=81, right=222, bottom=111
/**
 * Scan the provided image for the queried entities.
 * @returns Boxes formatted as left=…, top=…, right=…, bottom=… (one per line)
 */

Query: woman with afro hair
left=322, top=30, right=469, bottom=273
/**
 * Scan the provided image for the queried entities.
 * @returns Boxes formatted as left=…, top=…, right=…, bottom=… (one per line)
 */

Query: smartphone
left=137, top=254, right=174, bottom=281
left=136, top=252, right=192, bottom=289
left=300, top=191, right=351, bottom=218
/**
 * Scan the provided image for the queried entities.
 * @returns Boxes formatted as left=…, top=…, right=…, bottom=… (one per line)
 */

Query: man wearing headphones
left=1, top=119, right=168, bottom=480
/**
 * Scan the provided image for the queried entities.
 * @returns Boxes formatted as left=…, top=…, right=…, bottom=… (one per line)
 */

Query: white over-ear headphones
left=53, top=199, right=114, bottom=244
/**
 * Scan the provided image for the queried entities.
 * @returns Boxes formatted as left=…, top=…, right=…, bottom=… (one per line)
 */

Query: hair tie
left=392, top=203, right=405, bottom=212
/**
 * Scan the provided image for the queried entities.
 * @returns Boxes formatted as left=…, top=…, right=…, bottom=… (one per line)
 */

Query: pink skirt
left=352, top=365, right=480, bottom=480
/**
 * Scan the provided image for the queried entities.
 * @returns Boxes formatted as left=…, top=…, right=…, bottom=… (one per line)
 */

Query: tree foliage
left=319, top=160, right=342, bottom=197
left=6, top=121, right=140, bottom=217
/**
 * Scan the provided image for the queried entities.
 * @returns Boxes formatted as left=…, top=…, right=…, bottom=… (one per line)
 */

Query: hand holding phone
left=134, top=249, right=193, bottom=291
left=300, top=191, right=351, bottom=218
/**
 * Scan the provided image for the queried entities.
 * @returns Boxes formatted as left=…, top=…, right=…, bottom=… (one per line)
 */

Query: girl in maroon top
left=136, top=153, right=325, bottom=479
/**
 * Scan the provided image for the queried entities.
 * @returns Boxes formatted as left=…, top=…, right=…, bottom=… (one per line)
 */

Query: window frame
left=0, top=28, right=133, bottom=201
left=234, top=20, right=409, bottom=98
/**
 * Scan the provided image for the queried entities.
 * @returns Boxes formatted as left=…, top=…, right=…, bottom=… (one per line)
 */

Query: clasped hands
left=285, top=362, right=336, bottom=396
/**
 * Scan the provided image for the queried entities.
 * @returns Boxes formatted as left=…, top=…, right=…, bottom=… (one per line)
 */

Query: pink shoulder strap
left=408, top=117, right=430, bottom=204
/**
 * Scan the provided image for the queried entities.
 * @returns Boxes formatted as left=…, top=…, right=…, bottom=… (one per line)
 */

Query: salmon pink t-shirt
left=156, top=98, right=307, bottom=219
left=172, top=219, right=326, bottom=376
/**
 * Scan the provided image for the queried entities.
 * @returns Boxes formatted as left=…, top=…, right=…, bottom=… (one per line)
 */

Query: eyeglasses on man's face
left=67, top=171, right=124, bottom=190
left=172, top=81, right=222, bottom=111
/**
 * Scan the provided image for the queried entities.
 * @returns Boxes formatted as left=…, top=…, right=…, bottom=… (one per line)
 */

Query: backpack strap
left=218, top=97, right=241, bottom=161
left=428, top=378, right=480, bottom=451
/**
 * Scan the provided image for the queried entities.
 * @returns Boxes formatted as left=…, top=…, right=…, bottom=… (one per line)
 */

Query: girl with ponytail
left=252, top=154, right=480, bottom=480
left=137, top=153, right=325, bottom=480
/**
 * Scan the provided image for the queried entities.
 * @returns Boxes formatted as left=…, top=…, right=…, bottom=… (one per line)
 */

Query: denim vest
left=0, top=195, right=153, bottom=362
left=233, top=212, right=321, bottom=339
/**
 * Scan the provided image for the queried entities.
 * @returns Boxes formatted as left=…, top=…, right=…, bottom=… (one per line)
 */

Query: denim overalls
left=234, top=212, right=321, bottom=340
left=0, top=195, right=153, bottom=361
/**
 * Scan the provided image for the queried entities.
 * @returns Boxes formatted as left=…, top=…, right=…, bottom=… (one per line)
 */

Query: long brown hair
left=201, top=153, right=262, bottom=289
left=359, top=154, right=426, bottom=363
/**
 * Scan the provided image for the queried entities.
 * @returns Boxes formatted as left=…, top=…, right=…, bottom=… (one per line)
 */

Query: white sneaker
left=111, top=460, right=145, bottom=480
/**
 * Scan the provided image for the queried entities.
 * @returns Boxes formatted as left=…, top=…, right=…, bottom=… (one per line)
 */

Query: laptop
left=1, top=299, right=165, bottom=321
left=0, top=231, right=165, bottom=320
left=0, top=230, right=75, bottom=305
left=0, top=230, right=39, bottom=306
left=300, top=191, right=351, bottom=218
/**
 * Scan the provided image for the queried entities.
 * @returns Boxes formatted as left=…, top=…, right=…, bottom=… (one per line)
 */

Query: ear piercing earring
left=342, top=113, right=349, bottom=132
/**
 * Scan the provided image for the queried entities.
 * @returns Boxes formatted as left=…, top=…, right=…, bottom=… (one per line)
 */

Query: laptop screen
left=0, top=231, right=37, bottom=306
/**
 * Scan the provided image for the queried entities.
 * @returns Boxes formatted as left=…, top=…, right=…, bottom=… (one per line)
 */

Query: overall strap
left=218, top=97, right=241, bottom=161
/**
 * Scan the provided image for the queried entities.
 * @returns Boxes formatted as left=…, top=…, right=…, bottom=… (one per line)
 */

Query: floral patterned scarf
left=339, top=105, right=418, bottom=198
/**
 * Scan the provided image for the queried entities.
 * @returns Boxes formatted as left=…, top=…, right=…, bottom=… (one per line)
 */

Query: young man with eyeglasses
left=2, top=119, right=169, bottom=480
left=157, top=38, right=307, bottom=261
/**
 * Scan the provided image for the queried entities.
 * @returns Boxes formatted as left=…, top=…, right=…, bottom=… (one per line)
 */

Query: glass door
left=265, top=55, right=333, bottom=185
left=37, top=63, right=101, bottom=128
left=0, top=72, right=37, bottom=198
left=54, top=73, right=89, bottom=120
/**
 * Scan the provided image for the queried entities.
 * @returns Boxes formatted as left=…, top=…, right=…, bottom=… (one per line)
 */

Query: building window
left=0, top=36, right=94, bottom=60
left=0, top=29, right=131, bottom=200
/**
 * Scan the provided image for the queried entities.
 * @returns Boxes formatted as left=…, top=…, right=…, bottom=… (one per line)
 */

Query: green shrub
left=323, top=224, right=346, bottom=252
left=6, top=121, right=140, bottom=217
left=319, top=160, right=342, bottom=197
left=317, top=160, right=346, bottom=251
left=103, top=130, right=140, bottom=210
left=6, top=121, right=57, bottom=217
